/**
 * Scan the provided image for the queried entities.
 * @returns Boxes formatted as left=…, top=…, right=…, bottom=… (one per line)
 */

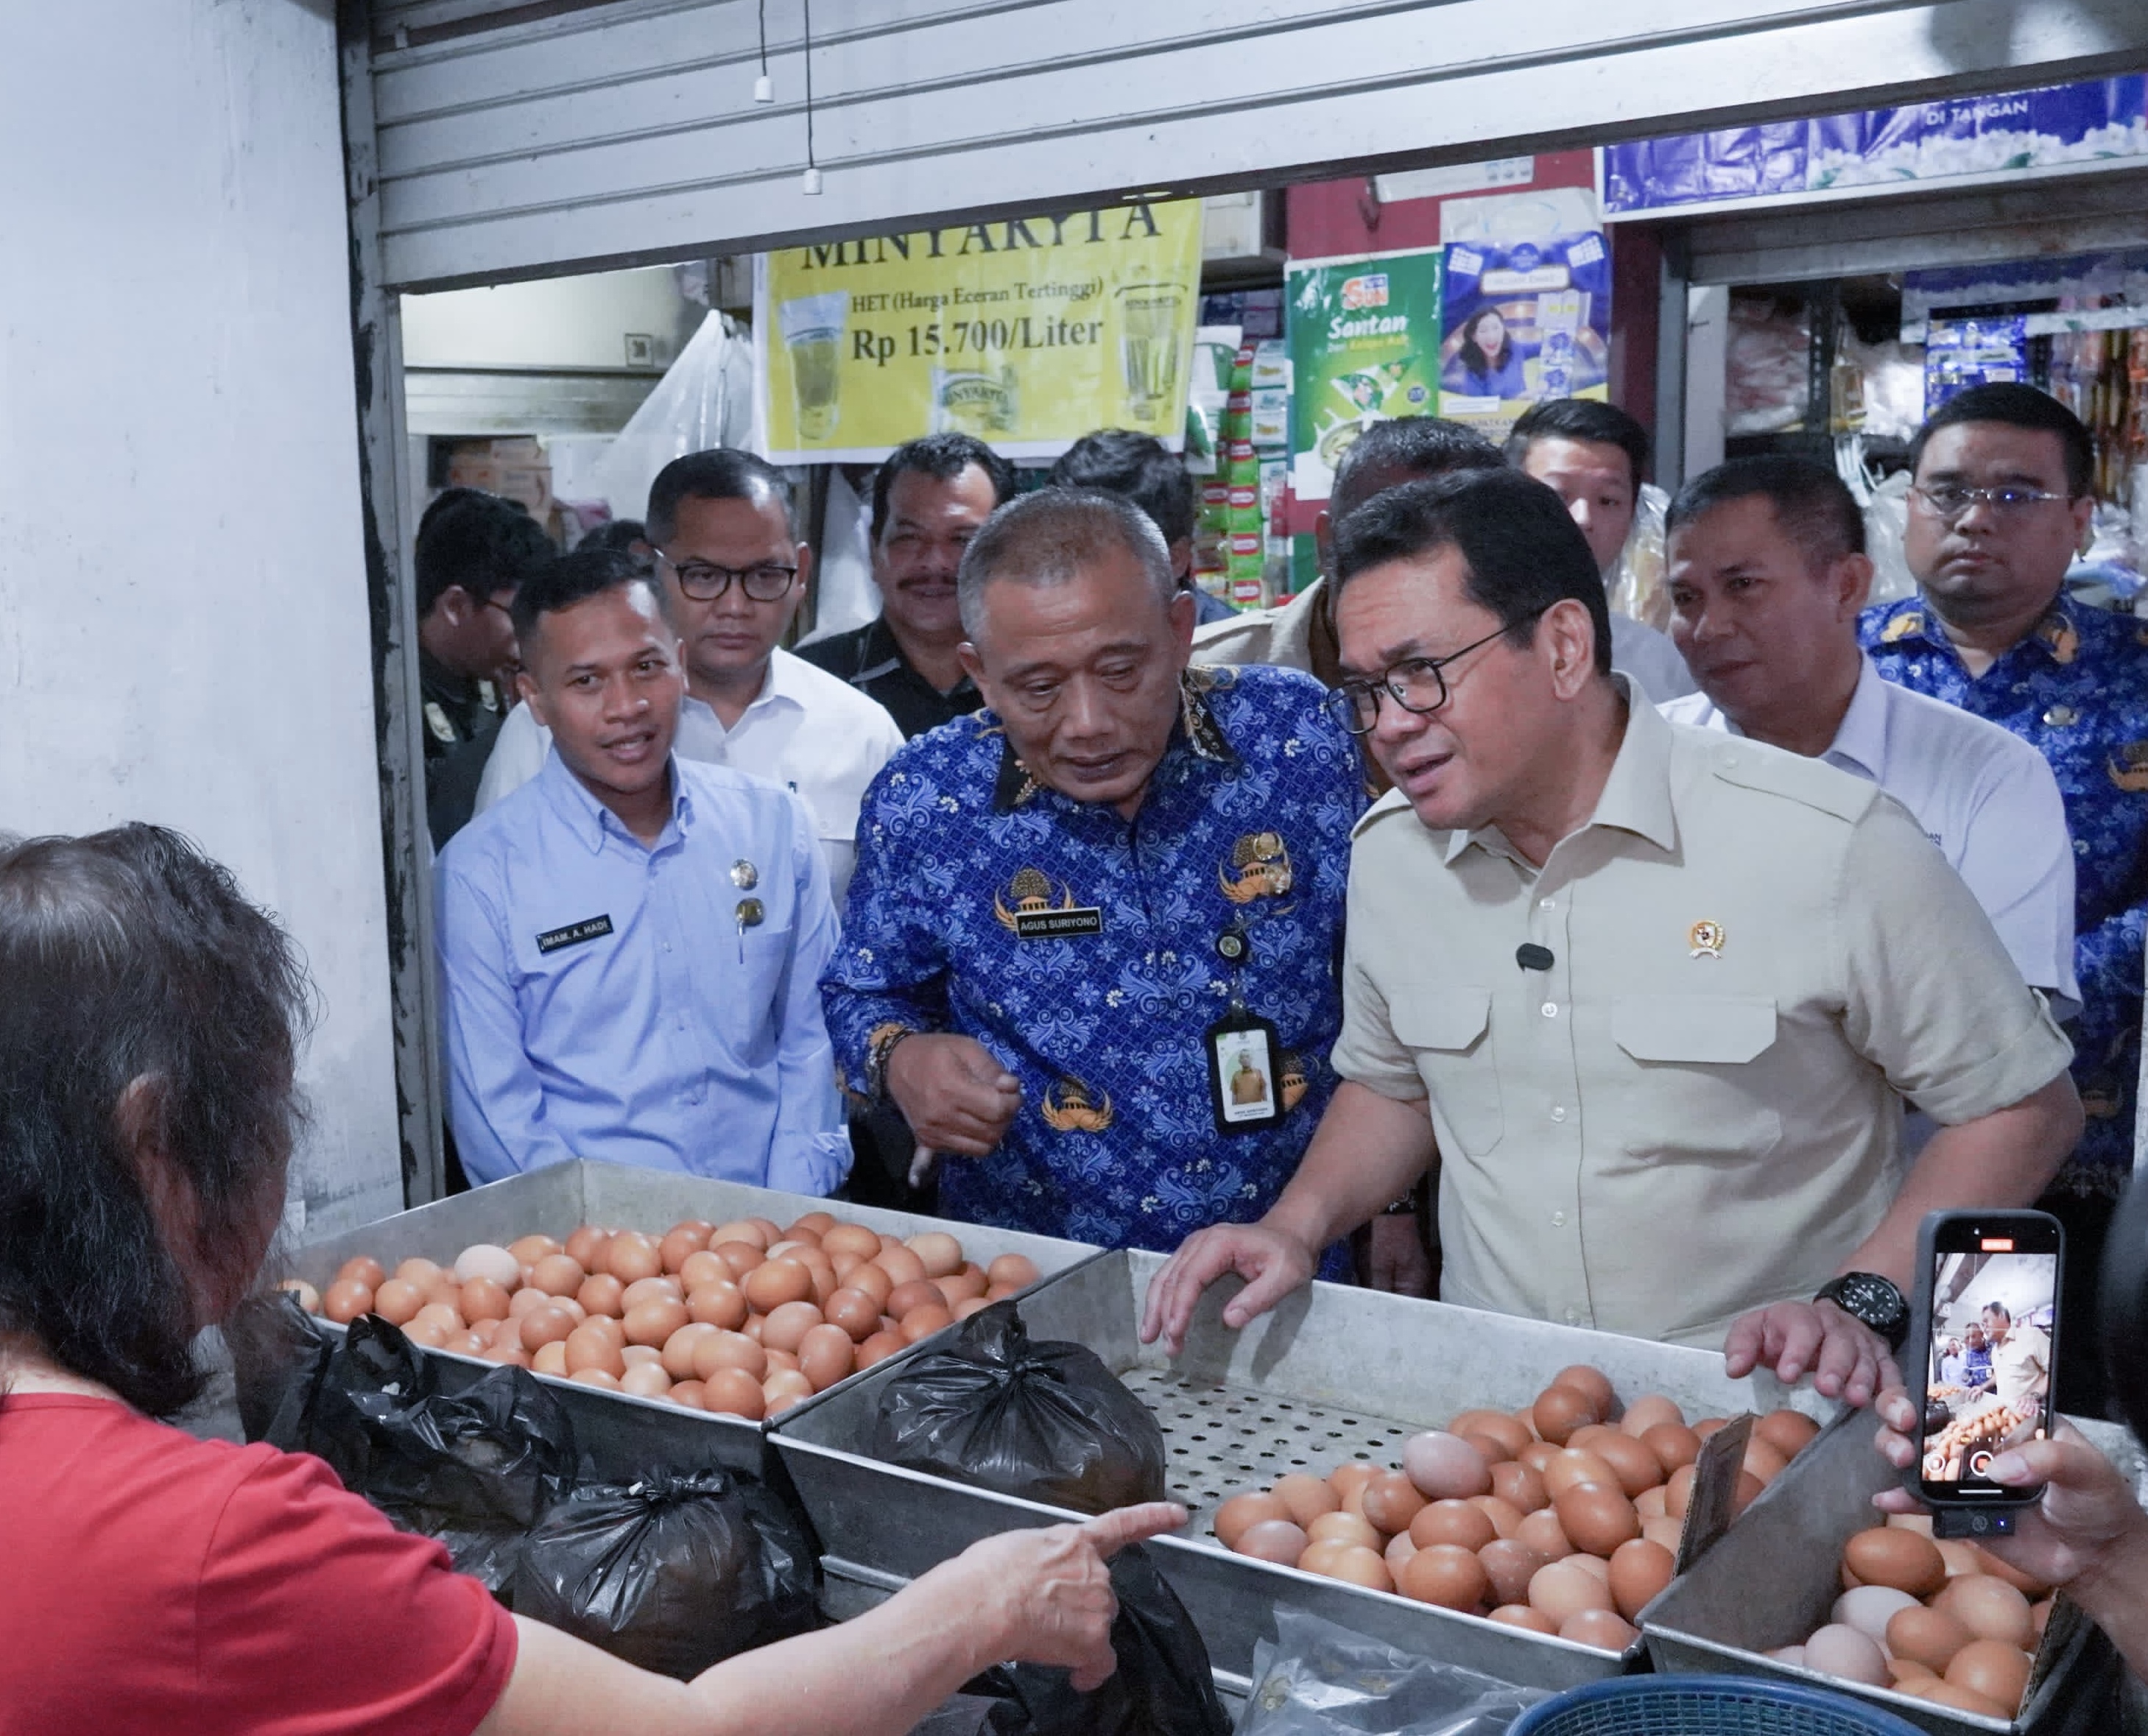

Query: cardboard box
left=443, top=437, right=553, bottom=520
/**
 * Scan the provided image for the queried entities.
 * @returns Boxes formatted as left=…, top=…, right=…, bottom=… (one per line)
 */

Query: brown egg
left=1395, top=1543, right=1485, bottom=1609
left=1470, top=1416, right=1537, bottom=1461
left=1490, top=1604, right=1557, bottom=1634
left=1329, top=1461, right=1384, bottom=1511
left=1517, top=1440, right=1562, bottom=1475
left=1320, top=1545, right=1394, bottom=1592
left=405, top=1318, right=451, bottom=1349
left=884, top=1279, right=948, bottom=1319
left=1552, top=1365, right=1616, bottom=1416
left=620, top=1361, right=673, bottom=1399
left=1461, top=1431, right=1514, bottom=1468
left=507, top=1234, right=560, bottom=1267
left=561, top=1364, right=614, bottom=1389
left=1589, top=1433, right=1664, bottom=1498
left=580, top=1311, right=625, bottom=1346
left=1692, top=1418, right=1728, bottom=1439
left=691, top=1329, right=767, bottom=1382
left=1542, top=1448, right=1619, bottom=1500
left=1742, top=1436, right=1789, bottom=1486
left=1937, top=1575, right=2035, bottom=1648
left=986, top=1252, right=1041, bottom=1291
left=761, top=1347, right=800, bottom=1374
left=1401, top=1433, right=1492, bottom=1500
left=686, top=1280, right=748, bottom=1331
left=387, top=1256, right=439, bottom=1290
left=1360, top=1471, right=1427, bottom=1536
left=1803, top=1623, right=1889, bottom=1688
left=1564, top=1551, right=1612, bottom=1585
left=1561, top=1609, right=1638, bottom=1651
left=786, top=1210, right=837, bottom=1239
left=1844, top=1527, right=1947, bottom=1598
left=596, top=1231, right=656, bottom=1283
left=1411, top=1499, right=1496, bottom=1552
left=1608, top=1538, right=1675, bottom=1619
left=856, top=1330, right=906, bottom=1369
left=412, top=1302, right=465, bottom=1335
left=820, top=1287, right=881, bottom=1342
left=482, top=1340, right=534, bottom=1368
left=903, top=1230, right=962, bottom=1278
left=761, top=1299, right=825, bottom=1353
left=1635, top=1486, right=1669, bottom=1520
left=1529, top=1559, right=1613, bottom=1625
left=762, top=1366, right=814, bottom=1404
left=1515, top=1509, right=1574, bottom=1559
left=507, top=1287, right=554, bottom=1319
left=1887, top=1603, right=1975, bottom=1673
left=1620, top=1395, right=1686, bottom=1437
left=742, top=1259, right=814, bottom=1313
left=624, top=1298, right=689, bottom=1347
left=675, top=1249, right=729, bottom=1291
left=1934, top=1538, right=1981, bottom=1578
left=1235, top=1519, right=1309, bottom=1564
left=1555, top=1483, right=1640, bottom=1559
left=527, top=1254, right=585, bottom=1297
left=563, top=1225, right=610, bottom=1270
left=1566, top=1423, right=1619, bottom=1453
left=1908, top=1681, right=2010, bottom=1717
left=1731, top=1469, right=1764, bottom=1517
left=659, top=1226, right=710, bottom=1274
left=1295, top=1540, right=1355, bottom=1579
left=276, top=1279, right=323, bottom=1314
left=1490, top=1460, right=1550, bottom=1514
left=1469, top=1495, right=1527, bottom=1539
left=1478, top=1539, right=1548, bottom=1606
left=621, top=1275, right=684, bottom=1310
left=1965, top=1542, right=2052, bottom=1598
left=1945, top=1639, right=2032, bottom=1711
left=1214, top=1491, right=1292, bottom=1548
left=821, top=1223, right=883, bottom=1261
left=1663, top=1463, right=1697, bottom=1519
left=1641, top=1515, right=1685, bottom=1555
left=1272, top=1474, right=1339, bottom=1528
left=1532, top=1386, right=1600, bottom=1446
left=710, top=1241, right=764, bottom=1280
left=700, top=1366, right=767, bottom=1419
left=519, top=1305, right=578, bottom=1352
left=446, top=1332, right=487, bottom=1357
left=563, top=1323, right=625, bottom=1377
left=660, top=1322, right=718, bottom=1380
left=529, top=1338, right=569, bottom=1375
left=940, top=1265, right=989, bottom=1305
left=667, top=1380, right=706, bottom=1410
left=1641, top=1424, right=1702, bottom=1476
left=900, top=1303, right=956, bottom=1343
left=1887, top=1657, right=1937, bottom=1690
left=1307, top=1511, right=1383, bottom=1551
left=873, top=1243, right=929, bottom=1286
left=951, top=1296, right=992, bottom=1321
left=1754, top=1408, right=1821, bottom=1459
left=1447, top=1407, right=1513, bottom=1442
left=798, top=1324, right=857, bottom=1391
left=370, top=1279, right=425, bottom=1325
left=455, top=1277, right=510, bottom=1323
left=1384, top=1531, right=1418, bottom=1578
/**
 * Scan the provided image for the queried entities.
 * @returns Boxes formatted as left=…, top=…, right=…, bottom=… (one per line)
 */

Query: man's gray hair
left=956, top=488, right=1177, bottom=639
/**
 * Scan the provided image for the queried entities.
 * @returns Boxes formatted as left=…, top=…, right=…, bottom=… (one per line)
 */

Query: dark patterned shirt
left=1862, top=594, right=2148, bottom=1192
left=820, top=665, right=1365, bottom=1251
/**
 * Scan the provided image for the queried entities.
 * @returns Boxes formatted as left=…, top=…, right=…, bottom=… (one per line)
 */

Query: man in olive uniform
left=1144, top=468, right=2082, bottom=1408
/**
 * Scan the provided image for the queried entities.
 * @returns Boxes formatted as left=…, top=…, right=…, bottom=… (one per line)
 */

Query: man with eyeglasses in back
left=477, top=450, right=903, bottom=903
left=1864, top=383, right=2148, bottom=1413
left=1142, top=468, right=2080, bottom=1406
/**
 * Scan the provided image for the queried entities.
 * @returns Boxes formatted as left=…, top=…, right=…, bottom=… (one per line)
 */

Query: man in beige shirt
left=1982, top=1301, right=2052, bottom=1417
left=1143, top=468, right=2081, bottom=1407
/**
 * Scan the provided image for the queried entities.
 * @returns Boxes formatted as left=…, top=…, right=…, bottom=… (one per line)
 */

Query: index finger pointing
left=1080, top=1502, right=1188, bottom=1558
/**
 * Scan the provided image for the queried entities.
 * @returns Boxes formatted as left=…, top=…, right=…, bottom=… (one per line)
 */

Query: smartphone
left=1909, top=1210, right=2063, bottom=1520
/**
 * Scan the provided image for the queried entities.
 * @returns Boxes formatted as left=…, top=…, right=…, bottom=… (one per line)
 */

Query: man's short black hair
left=870, top=432, right=1016, bottom=543
left=1330, top=417, right=1503, bottom=521
left=1910, top=382, right=2094, bottom=498
left=1333, top=469, right=1613, bottom=676
left=508, top=547, right=658, bottom=650
left=1505, top=400, right=1652, bottom=492
left=414, top=490, right=555, bottom=616
left=1666, top=455, right=1867, bottom=572
left=646, top=448, right=797, bottom=544
left=576, top=518, right=649, bottom=562
left=1048, top=428, right=1195, bottom=548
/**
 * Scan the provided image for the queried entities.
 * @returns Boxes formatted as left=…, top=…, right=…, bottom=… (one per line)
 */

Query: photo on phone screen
left=1918, top=1228, right=2059, bottom=1495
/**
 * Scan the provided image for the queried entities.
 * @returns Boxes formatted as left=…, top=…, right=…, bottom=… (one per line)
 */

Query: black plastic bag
left=870, top=1303, right=1166, bottom=1514
left=921, top=1544, right=1228, bottom=1736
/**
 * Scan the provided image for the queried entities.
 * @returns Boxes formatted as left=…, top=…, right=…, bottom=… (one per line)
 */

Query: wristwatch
left=1814, top=1272, right=1910, bottom=1349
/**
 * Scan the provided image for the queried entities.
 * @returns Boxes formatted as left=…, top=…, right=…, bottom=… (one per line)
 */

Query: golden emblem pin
left=1689, top=920, right=1725, bottom=959
left=730, top=859, right=758, bottom=890
left=735, top=897, right=765, bottom=929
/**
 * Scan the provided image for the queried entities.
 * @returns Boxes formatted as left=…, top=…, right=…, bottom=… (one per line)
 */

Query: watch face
left=1835, top=1273, right=1906, bottom=1327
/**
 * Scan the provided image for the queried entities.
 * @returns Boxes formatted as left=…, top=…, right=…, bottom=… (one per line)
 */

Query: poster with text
left=1286, top=248, right=1444, bottom=505
left=1439, top=187, right=1612, bottom=440
left=756, top=201, right=1203, bottom=462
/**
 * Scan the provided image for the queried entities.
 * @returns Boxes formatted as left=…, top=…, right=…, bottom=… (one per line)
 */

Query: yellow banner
left=756, top=200, right=1204, bottom=462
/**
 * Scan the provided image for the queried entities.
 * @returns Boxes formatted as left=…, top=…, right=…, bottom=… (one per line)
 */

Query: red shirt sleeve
left=194, top=1449, right=518, bottom=1736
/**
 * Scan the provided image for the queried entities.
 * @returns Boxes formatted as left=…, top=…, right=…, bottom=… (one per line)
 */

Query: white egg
left=1803, top=1623, right=1889, bottom=1687
left=452, top=1243, right=522, bottom=1287
left=1766, top=1645, right=1806, bottom=1667
left=1832, top=1584, right=1920, bottom=1650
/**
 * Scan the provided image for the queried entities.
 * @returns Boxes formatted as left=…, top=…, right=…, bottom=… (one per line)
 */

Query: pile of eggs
left=1768, top=1516, right=2055, bottom=1718
left=1210, top=1365, right=1822, bottom=1652
left=283, top=1214, right=1040, bottom=1420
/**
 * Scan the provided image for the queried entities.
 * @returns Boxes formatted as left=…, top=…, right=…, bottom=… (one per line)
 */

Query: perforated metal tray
left=772, top=1247, right=1836, bottom=1693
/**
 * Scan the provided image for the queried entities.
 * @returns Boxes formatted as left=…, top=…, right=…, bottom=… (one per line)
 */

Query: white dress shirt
left=1663, top=655, right=2079, bottom=1016
left=476, top=647, right=904, bottom=905
left=1611, top=614, right=1697, bottom=702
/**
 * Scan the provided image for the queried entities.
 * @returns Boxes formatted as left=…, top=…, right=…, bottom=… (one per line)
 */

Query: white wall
left=0, top=0, right=401, bottom=1236
left=402, top=266, right=698, bottom=370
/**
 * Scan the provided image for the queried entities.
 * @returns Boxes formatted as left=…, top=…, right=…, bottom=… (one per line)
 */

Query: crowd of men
left=426, top=384, right=2143, bottom=1414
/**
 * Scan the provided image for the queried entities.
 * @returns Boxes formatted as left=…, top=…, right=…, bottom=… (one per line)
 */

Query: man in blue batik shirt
left=437, top=548, right=849, bottom=1192
left=820, top=488, right=1365, bottom=1253
left=1862, top=383, right=2148, bottom=1411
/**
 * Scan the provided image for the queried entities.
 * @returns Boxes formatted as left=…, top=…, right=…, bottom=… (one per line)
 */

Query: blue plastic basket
left=1508, top=1675, right=1929, bottom=1736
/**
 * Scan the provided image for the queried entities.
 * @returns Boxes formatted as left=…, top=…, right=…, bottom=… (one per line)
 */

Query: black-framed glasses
left=1325, top=610, right=1543, bottom=738
left=1910, top=483, right=2073, bottom=521
left=657, top=552, right=799, bottom=601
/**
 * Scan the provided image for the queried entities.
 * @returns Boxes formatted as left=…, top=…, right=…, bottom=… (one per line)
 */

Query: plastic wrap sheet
left=1234, top=1609, right=1545, bottom=1736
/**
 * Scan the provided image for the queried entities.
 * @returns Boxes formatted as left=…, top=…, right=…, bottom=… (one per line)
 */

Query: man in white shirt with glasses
left=477, top=450, right=903, bottom=903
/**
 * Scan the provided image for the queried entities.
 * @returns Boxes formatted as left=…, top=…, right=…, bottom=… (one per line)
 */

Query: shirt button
left=1550, top=1105, right=1568, bottom=1122
left=1552, top=1210, right=1568, bottom=1227
left=1539, top=897, right=1556, bottom=911
left=1540, top=1002, right=1558, bottom=1018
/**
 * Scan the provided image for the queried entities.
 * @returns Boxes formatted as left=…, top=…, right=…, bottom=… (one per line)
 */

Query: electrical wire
left=757, top=0, right=767, bottom=77
left=801, top=0, right=817, bottom=170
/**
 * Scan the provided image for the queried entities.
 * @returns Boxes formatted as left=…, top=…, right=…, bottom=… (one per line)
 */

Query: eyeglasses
left=657, top=553, right=799, bottom=601
left=1910, top=483, right=2074, bottom=521
left=1325, top=611, right=1542, bottom=737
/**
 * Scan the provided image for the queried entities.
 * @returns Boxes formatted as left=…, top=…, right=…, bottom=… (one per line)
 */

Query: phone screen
left=1917, top=1222, right=2060, bottom=1497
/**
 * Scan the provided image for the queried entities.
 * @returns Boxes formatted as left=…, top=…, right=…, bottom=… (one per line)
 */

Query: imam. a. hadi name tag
left=536, top=914, right=614, bottom=954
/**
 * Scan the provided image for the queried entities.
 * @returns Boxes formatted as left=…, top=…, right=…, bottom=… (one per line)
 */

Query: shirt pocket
left=1610, top=994, right=1783, bottom=1162
left=1390, top=985, right=1504, bottom=1157
left=718, top=925, right=796, bottom=1059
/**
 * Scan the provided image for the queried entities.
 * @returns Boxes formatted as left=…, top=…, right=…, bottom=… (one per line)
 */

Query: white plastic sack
left=804, top=468, right=880, bottom=641
left=593, top=311, right=759, bottom=522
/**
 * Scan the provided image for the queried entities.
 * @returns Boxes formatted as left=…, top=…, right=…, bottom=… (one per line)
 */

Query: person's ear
left=957, top=640, right=985, bottom=686
left=786, top=541, right=816, bottom=629
left=517, top=664, right=548, bottom=727
left=2071, top=493, right=2095, bottom=555
left=435, top=585, right=475, bottom=627
left=1834, top=553, right=1875, bottom=617
left=1167, top=586, right=1197, bottom=658
left=1540, top=599, right=1600, bottom=699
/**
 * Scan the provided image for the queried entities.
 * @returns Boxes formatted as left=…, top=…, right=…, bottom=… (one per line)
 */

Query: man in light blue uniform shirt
left=436, top=548, right=849, bottom=1191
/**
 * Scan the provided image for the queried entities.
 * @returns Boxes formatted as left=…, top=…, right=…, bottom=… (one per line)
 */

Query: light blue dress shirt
left=436, top=749, right=850, bottom=1192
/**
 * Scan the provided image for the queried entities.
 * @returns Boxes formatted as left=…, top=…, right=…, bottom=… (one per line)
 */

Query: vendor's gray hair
left=957, top=488, right=1177, bottom=640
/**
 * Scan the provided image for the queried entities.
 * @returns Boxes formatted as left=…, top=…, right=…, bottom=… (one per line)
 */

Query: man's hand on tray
left=1138, top=1224, right=1315, bottom=1358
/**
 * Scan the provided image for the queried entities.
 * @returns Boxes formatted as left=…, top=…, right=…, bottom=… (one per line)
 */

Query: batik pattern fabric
left=822, top=664, right=1366, bottom=1254
left=1862, top=594, right=2148, bottom=1193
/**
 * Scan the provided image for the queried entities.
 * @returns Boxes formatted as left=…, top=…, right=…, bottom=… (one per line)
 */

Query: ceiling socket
left=753, top=74, right=773, bottom=103
left=801, top=166, right=823, bottom=195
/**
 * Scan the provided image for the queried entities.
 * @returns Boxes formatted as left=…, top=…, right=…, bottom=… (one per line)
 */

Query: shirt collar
left=538, top=745, right=691, bottom=853
left=1442, top=674, right=1677, bottom=865
left=1889, top=591, right=2083, bottom=667
left=683, top=653, right=808, bottom=745
left=1821, top=655, right=1890, bottom=783
left=991, top=667, right=1240, bottom=814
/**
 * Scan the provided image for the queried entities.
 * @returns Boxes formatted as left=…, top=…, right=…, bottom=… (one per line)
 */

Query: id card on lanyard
left=1205, top=922, right=1281, bottom=1135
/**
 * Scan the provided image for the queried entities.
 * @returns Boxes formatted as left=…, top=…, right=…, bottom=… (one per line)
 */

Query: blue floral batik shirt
left=821, top=664, right=1366, bottom=1251
left=1862, top=594, right=2148, bottom=1193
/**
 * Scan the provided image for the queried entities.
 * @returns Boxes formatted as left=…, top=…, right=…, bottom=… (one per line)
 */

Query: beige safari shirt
left=1191, top=577, right=1331, bottom=677
left=1990, top=1325, right=2052, bottom=1412
left=1332, top=685, right=2074, bottom=1350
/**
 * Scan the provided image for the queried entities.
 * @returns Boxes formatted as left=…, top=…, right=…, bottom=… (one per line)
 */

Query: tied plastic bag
left=870, top=1302, right=1166, bottom=1514
left=1234, top=1609, right=1544, bottom=1735
left=916, top=1544, right=1230, bottom=1736
left=514, top=1469, right=817, bottom=1678
left=254, top=1308, right=577, bottom=1592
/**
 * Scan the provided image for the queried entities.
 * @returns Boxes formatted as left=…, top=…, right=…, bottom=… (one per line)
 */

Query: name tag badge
left=536, top=914, right=614, bottom=954
left=1013, top=906, right=1104, bottom=941
left=1205, top=1008, right=1282, bottom=1135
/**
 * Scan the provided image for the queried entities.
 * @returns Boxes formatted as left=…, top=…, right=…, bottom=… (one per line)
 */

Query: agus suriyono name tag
left=1205, top=1006, right=1282, bottom=1135
left=1013, top=906, right=1103, bottom=940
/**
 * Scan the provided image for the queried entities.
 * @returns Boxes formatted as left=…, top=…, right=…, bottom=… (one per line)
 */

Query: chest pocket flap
left=1391, top=986, right=1491, bottom=1053
left=1614, top=995, right=1778, bottom=1065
